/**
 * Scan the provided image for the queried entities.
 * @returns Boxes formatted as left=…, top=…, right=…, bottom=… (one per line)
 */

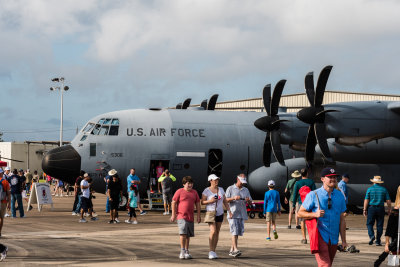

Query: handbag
left=204, top=188, right=218, bottom=223
left=387, top=212, right=400, bottom=266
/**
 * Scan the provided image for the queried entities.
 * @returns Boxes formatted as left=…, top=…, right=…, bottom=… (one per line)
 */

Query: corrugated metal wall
left=212, top=91, right=400, bottom=112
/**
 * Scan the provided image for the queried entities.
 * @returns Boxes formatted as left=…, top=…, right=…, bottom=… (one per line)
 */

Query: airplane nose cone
left=42, top=145, right=81, bottom=184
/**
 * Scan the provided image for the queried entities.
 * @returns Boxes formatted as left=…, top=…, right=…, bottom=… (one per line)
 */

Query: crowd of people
left=0, top=164, right=398, bottom=266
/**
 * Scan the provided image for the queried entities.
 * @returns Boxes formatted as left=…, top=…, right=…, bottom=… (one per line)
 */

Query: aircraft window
left=111, top=119, right=119, bottom=125
left=91, top=124, right=101, bottom=135
left=82, top=123, right=94, bottom=133
left=99, top=126, right=109, bottom=136
left=80, top=135, right=87, bottom=141
left=103, top=119, right=111, bottom=125
left=98, top=118, right=105, bottom=124
left=90, top=143, right=96, bottom=156
left=109, top=126, right=119, bottom=136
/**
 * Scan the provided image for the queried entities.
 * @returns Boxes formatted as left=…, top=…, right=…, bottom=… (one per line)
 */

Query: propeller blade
left=176, top=103, right=182, bottom=109
left=271, top=80, right=286, bottom=116
left=200, top=99, right=208, bottom=110
left=182, top=98, right=192, bottom=109
left=314, top=65, right=332, bottom=107
left=207, top=94, right=219, bottom=110
left=263, top=134, right=272, bottom=167
left=304, top=72, right=315, bottom=106
left=262, top=84, right=271, bottom=115
left=0, top=156, right=23, bottom=163
left=314, top=122, right=333, bottom=161
left=270, top=130, right=285, bottom=166
left=305, top=125, right=317, bottom=163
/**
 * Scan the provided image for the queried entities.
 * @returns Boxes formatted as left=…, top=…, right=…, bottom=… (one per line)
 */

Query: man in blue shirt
left=263, top=180, right=281, bottom=241
left=9, top=169, right=25, bottom=218
left=298, top=167, right=347, bottom=267
left=338, top=174, right=349, bottom=205
left=363, top=176, right=391, bottom=246
left=127, top=168, right=146, bottom=215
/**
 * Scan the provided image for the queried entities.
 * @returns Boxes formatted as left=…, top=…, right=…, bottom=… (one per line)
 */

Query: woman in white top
left=201, top=174, right=231, bottom=260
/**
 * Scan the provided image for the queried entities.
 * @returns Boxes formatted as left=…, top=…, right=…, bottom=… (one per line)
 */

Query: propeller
left=254, top=80, right=287, bottom=167
left=207, top=94, right=219, bottom=110
left=181, top=98, right=191, bottom=109
left=296, top=65, right=338, bottom=163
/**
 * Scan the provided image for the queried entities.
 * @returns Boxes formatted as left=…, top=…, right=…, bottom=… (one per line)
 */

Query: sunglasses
left=328, top=198, right=332, bottom=209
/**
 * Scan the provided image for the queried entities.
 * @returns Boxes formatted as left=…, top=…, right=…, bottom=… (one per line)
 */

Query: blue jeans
left=106, top=196, right=110, bottom=212
left=74, top=195, right=82, bottom=213
left=11, top=193, right=24, bottom=218
left=367, top=205, right=385, bottom=242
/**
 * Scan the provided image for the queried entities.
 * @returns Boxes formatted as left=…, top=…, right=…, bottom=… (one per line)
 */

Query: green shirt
left=292, top=178, right=316, bottom=206
left=285, top=178, right=297, bottom=202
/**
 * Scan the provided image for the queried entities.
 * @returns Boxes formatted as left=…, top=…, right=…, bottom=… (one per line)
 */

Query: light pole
left=50, top=77, right=69, bottom=146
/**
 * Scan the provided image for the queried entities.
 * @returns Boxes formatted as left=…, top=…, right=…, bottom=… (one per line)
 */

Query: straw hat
left=291, top=170, right=301, bottom=178
left=108, top=169, right=117, bottom=176
left=370, top=176, right=384, bottom=184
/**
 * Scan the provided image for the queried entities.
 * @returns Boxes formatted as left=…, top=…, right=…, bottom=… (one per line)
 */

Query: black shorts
left=110, top=197, right=119, bottom=210
left=215, top=214, right=224, bottom=223
left=81, top=197, right=90, bottom=212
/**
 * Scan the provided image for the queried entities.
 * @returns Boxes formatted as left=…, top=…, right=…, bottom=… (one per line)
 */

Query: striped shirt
left=365, top=184, right=390, bottom=206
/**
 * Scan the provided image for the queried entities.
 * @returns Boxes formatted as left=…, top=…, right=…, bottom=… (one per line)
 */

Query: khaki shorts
left=266, top=212, right=277, bottom=222
left=0, top=203, right=7, bottom=218
left=178, top=219, right=194, bottom=237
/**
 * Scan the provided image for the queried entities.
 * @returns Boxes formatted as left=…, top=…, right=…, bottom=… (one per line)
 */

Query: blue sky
left=1, top=0, right=400, bottom=142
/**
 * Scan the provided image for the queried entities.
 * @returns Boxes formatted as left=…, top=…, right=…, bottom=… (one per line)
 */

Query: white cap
left=268, top=180, right=275, bottom=186
left=208, top=174, right=219, bottom=181
left=238, top=176, right=247, bottom=184
left=5, top=167, right=10, bottom=171
left=83, top=173, right=89, bottom=177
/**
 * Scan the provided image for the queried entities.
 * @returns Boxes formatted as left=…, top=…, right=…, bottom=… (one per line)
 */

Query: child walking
left=263, top=180, right=281, bottom=241
left=125, top=184, right=138, bottom=224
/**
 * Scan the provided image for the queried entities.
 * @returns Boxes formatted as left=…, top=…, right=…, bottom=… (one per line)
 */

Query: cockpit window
left=109, top=126, right=119, bottom=136
left=80, top=135, right=87, bottom=141
left=82, top=123, right=94, bottom=133
left=91, top=124, right=101, bottom=135
left=88, top=118, right=119, bottom=136
left=99, top=126, right=109, bottom=136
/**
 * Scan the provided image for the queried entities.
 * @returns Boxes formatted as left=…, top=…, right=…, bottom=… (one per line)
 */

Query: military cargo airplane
left=42, top=66, right=400, bottom=210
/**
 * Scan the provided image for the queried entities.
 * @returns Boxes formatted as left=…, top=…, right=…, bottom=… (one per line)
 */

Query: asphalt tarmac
left=0, top=193, right=387, bottom=266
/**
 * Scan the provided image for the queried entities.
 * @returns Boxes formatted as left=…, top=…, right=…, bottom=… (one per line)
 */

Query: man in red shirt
left=0, top=169, right=11, bottom=237
left=170, top=176, right=201, bottom=260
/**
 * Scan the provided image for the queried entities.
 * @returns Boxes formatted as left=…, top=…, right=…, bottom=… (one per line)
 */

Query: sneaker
left=208, top=251, right=217, bottom=259
left=108, top=220, right=114, bottom=224
left=369, top=236, right=375, bottom=245
left=167, top=211, right=170, bottom=215
left=232, top=250, right=241, bottom=257
left=287, top=225, right=291, bottom=229
left=114, top=220, right=119, bottom=224
left=90, top=217, right=98, bottom=221
left=79, top=219, right=87, bottom=223
left=72, top=212, right=77, bottom=216
left=301, top=239, right=307, bottom=244
left=150, top=190, right=154, bottom=193
left=266, top=237, right=271, bottom=241
left=140, top=211, right=147, bottom=215
left=115, top=218, right=120, bottom=223
left=179, top=250, right=185, bottom=259
left=4, top=214, right=9, bottom=218
left=296, top=225, right=301, bottom=229
left=125, top=219, right=132, bottom=224
left=132, top=221, right=138, bottom=224
left=84, top=213, right=89, bottom=217
left=92, top=212, right=98, bottom=217
left=273, top=231, right=278, bottom=239
left=0, top=246, right=8, bottom=262
left=184, top=251, right=192, bottom=259
left=229, top=251, right=234, bottom=257
left=163, top=212, right=168, bottom=215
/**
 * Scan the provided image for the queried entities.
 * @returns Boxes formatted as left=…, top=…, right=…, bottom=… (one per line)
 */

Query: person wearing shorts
left=225, top=174, right=253, bottom=257
left=285, top=170, right=301, bottom=229
left=158, top=170, right=176, bottom=215
left=201, top=174, right=231, bottom=259
left=263, top=180, right=281, bottom=241
left=0, top=169, right=11, bottom=237
left=171, top=176, right=201, bottom=260
left=79, top=173, right=91, bottom=223
left=108, top=174, right=123, bottom=224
